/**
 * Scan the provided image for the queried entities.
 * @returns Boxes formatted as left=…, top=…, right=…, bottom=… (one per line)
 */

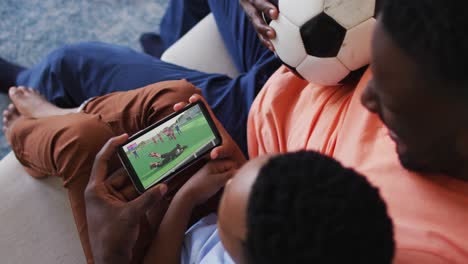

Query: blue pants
left=15, top=0, right=281, bottom=155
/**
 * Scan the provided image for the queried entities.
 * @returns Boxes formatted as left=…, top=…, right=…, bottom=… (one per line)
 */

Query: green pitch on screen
left=126, top=114, right=215, bottom=188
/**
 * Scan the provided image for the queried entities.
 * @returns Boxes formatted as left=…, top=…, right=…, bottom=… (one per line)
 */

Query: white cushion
left=161, top=14, right=240, bottom=79
left=0, top=12, right=235, bottom=263
left=0, top=152, right=86, bottom=264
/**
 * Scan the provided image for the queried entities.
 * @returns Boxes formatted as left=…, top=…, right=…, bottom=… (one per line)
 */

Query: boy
left=143, top=151, right=395, bottom=263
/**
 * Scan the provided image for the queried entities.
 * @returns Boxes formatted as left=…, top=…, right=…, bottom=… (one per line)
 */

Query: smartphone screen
left=118, top=102, right=222, bottom=192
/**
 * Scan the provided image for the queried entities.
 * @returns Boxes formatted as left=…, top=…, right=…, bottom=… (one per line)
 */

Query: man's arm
left=144, top=160, right=235, bottom=264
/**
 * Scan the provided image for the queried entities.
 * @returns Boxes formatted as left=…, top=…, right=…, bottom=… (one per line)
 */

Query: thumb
left=212, top=169, right=235, bottom=189
left=129, top=184, right=168, bottom=214
left=90, top=134, right=129, bottom=184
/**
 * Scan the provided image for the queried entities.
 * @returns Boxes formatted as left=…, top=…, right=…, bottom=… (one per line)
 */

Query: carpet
left=0, top=0, right=168, bottom=159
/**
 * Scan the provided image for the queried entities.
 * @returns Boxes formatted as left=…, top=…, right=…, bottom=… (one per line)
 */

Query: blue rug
left=0, top=0, right=168, bottom=159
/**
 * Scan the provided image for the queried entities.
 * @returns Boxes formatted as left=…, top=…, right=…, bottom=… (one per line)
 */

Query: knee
left=144, top=80, right=201, bottom=118
left=58, top=114, right=113, bottom=153
left=53, top=115, right=114, bottom=174
left=148, top=80, right=201, bottom=106
left=45, top=42, right=107, bottom=69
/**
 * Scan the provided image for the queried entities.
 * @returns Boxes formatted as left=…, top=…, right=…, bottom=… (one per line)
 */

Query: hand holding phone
left=173, top=94, right=247, bottom=166
left=177, top=159, right=236, bottom=206
left=86, top=134, right=168, bottom=264
left=118, top=101, right=222, bottom=193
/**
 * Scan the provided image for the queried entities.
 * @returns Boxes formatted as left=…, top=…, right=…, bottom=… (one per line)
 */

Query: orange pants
left=9, top=80, right=202, bottom=263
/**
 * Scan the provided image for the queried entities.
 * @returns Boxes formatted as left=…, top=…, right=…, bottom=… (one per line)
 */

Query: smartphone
left=118, top=101, right=222, bottom=193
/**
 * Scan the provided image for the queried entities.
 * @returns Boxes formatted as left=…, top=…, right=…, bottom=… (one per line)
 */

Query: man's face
left=361, top=18, right=466, bottom=176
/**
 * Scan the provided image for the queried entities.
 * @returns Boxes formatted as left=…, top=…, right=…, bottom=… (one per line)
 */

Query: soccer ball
left=264, top=0, right=381, bottom=85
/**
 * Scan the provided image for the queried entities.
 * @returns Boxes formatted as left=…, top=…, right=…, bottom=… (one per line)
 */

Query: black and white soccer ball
left=264, top=0, right=381, bottom=85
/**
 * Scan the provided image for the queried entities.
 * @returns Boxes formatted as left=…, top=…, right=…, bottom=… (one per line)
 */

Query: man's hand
left=178, top=160, right=236, bottom=207
left=85, top=134, right=168, bottom=264
left=174, top=94, right=247, bottom=168
left=240, top=0, right=279, bottom=51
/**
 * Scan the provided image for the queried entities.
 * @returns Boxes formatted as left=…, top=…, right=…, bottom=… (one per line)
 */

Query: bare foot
left=2, top=103, right=20, bottom=145
left=8, top=86, right=78, bottom=118
left=2, top=103, right=47, bottom=178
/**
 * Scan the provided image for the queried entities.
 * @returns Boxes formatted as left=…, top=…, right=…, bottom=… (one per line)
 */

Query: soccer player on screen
left=149, top=144, right=188, bottom=169
left=157, top=133, right=164, bottom=143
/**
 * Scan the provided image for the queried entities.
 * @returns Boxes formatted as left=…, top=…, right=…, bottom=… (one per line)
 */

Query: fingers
left=188, top=95, right=220, bottom=126
left=212, top=170, right=236, bottom=190
left=253, top=0, right=278, bottom=20
left=90, top=134, right=129, bottom=184
left=258, top=33, right=275, bottom=52
left=188, top=94, right=231, bottom=139
left=180, top=94, right=227, bottom=138
left=108, top=168, right=130, bottom=189
left=173, top=94, right=216, bottom=125
left=210, top=145, right=231, bottom=160
left=173, top=102, right=187, bottom=112
left=130, top=184, right=168, bottom=213
left=207, top=159, right=236, bottom=173
left=120, top=183, right=140, bottom=201
left=241, top=0, right=278, bottom=51
left=173, top=94, right=246, bottom=164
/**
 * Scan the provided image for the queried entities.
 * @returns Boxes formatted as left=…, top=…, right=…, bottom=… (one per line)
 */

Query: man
left=244, top=0, right=468, bottom=262
left=85, top=137, right=394, bottom=264
left=157, top=133, right=164, bottom=143
left=0, top=0, right=281, bottom=156
left=175, top=124, right=181, bottom=135
left=0, top=3, right=278, bottom=261
left=4, top=0, right=468, bottom=263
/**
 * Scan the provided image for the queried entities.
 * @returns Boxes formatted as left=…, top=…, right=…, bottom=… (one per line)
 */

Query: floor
left=0, top=0, right=168, bottom=159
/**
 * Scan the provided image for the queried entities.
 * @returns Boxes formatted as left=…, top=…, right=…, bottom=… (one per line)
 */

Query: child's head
left=217, top=151, right=394, bottom=264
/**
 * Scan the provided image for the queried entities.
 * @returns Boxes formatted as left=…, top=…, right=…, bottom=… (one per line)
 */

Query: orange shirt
left=247, top=66, right=468, bottom=263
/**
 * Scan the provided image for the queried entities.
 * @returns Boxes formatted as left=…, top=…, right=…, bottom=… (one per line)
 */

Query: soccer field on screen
left=126, top=114, right=216, bottom=188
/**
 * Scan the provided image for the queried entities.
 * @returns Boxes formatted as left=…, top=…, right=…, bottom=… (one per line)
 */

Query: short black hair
left=245, top=151, right=395, bottom=264
left=381, top=1, right=468, bottom=96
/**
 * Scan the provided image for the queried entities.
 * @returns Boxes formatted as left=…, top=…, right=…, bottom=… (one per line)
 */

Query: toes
left=8, top=103, right=18, bottom=115
left=3, top=109, right=10, bottom=119
left=3, top=109, right=11, bottom=124
left=8, top=86, right=26, bottom=99
left=2, top=104, right=20, bottom=126
left=8, top=86, right=18, bottom=98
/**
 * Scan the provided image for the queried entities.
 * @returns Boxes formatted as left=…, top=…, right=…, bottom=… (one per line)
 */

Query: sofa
left=0, top=14, right=239, bottom=264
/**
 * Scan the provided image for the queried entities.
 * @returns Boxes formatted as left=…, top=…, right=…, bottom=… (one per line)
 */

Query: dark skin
left=85, top=95, right=246, bottom=264
left=142, top=94, right=247, bottom=263
left=239, top=0, right=278, bottom=51
left=85, top=5, right=468, bottom=263
left=243, top=0, right=468, bottom=180
left=361, top=17, right=468, bottom=181
left=84, top=134, right=168, bottom=264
